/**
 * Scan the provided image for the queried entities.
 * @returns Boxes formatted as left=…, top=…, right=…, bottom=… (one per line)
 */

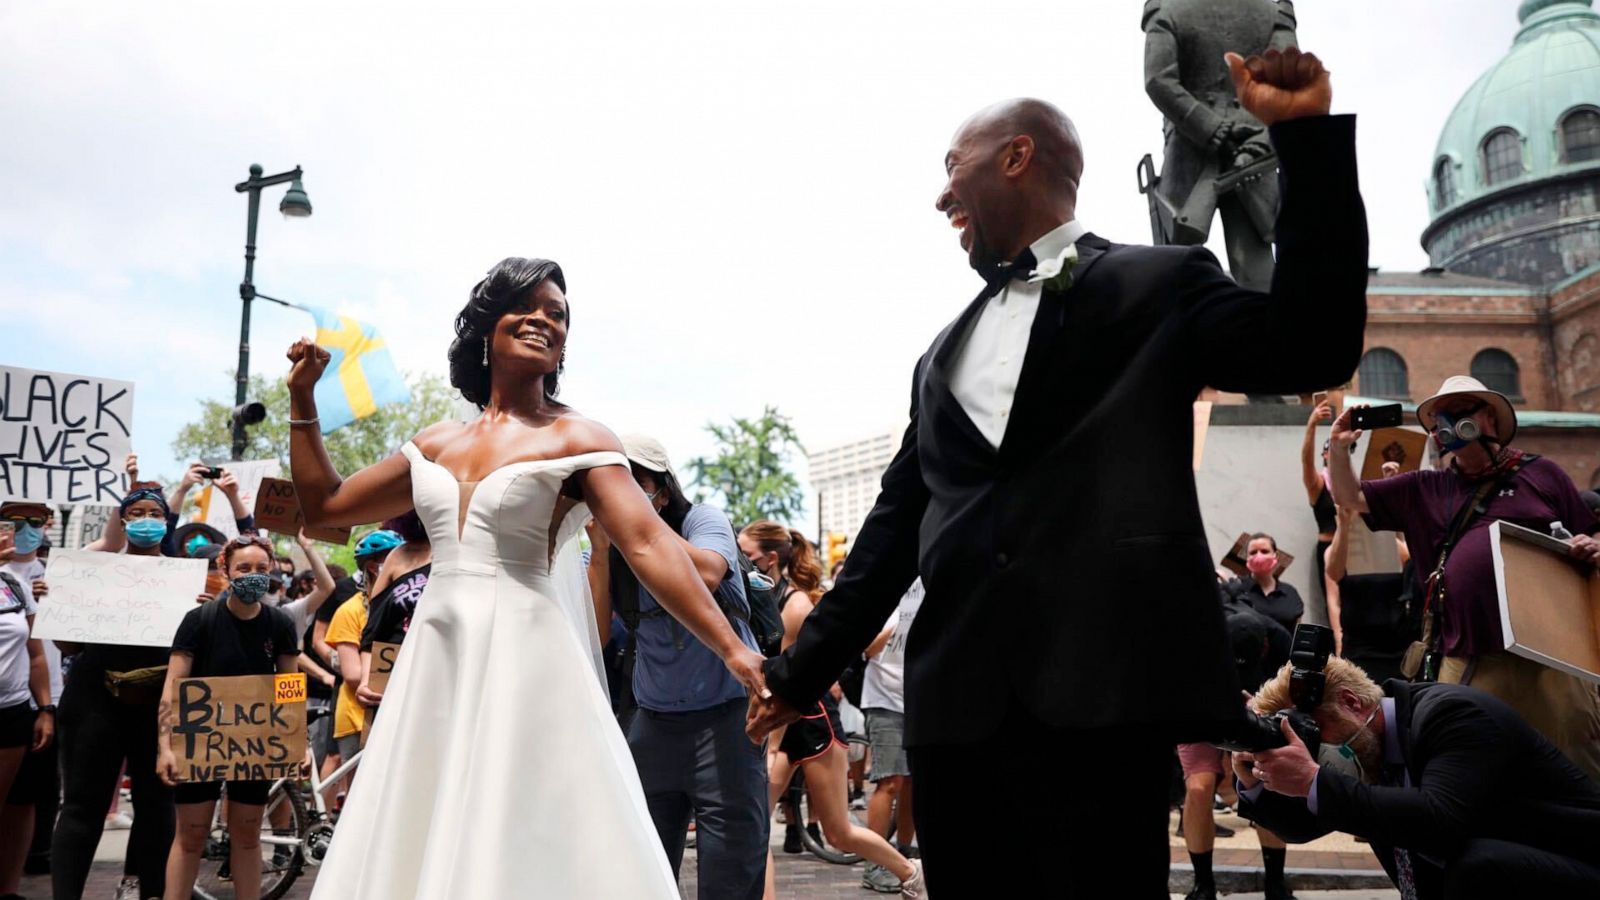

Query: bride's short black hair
left=449, top=257, right=568, bottom=409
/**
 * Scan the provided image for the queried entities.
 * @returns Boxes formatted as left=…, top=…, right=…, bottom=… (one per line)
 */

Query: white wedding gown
left=311, top=442, right=678, bottom=898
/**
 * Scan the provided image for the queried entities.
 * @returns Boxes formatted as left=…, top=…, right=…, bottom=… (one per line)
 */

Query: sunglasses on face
left=2, top=515, right=47, bottom=528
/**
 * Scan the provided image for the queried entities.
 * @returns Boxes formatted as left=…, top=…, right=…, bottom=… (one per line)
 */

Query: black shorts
left=5, top=740, right=54, bottom=804
left=778, top=695, right=844, bottom=763
left=175, top=779, right=272, bottom=806
left=0, top=701, right=33, bottom=748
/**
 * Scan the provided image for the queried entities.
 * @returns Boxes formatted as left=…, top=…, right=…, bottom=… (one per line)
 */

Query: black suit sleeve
left=1180, top=114, right=1368, bottom=395
left=1236, top=784, right=1331, bottom=844
left=763, top=357, right=931, bottom=710
left=1314, top=697, right=1513, bottom=859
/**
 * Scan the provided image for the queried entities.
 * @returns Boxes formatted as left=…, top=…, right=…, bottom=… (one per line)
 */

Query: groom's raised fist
left=1226, top=47, right=1331, bottom=126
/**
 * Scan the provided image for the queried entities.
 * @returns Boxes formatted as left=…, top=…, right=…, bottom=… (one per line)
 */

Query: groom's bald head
left=960, top=98, right=1084, bottom=197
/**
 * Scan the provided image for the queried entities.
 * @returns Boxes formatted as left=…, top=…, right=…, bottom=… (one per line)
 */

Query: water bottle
left=1551, top=521, right=1576, bottom=541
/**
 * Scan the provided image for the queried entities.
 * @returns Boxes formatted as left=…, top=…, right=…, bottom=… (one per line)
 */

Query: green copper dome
left=1428, top=0, right=1600, bottom=216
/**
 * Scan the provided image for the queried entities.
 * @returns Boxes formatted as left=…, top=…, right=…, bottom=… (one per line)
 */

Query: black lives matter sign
left=171, top=674, right=308, bottom=782
left=0, top=365, right=134, bottom=505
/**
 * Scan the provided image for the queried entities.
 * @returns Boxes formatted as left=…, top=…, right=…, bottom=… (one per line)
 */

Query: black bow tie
left=979, top=247, right=1038, bottom=292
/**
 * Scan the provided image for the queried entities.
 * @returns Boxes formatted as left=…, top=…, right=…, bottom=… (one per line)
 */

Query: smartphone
left=1351, top=403, right=1403, bottom=431
left=1312, top=390, right=1329, bottom=406
left=204, top=466, right=224, bottom=480
left=0, top=521, right=13, bottom=555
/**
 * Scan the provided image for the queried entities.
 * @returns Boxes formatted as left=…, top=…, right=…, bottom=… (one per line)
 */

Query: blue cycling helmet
left=354, top=529, right=403, bottom=559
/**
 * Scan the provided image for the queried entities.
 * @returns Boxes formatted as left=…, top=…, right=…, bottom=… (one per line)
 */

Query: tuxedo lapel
left=923, top=283, right=1001, bottom=456
left=999, top=234, right=1111, bottom=461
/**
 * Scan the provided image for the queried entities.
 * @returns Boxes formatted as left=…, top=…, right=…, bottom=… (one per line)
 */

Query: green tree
left=171, top=370, right=458, bottom=558
left=172, top=370, right=457, bottom=478
left=687, top=406, right=806, bottom=529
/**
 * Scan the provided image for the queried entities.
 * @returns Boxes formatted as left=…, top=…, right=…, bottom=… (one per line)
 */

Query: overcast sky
left=1, top=1, right=1522, bottom=523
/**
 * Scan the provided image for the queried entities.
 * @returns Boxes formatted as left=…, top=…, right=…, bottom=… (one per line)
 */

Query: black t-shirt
left=1227, top=576, right=1305, bottom=635
left=360, top=564, right=431, bottom=651
left=172, top=600, right=298, bottom=678
left=304, top=577, right=361, bottom=700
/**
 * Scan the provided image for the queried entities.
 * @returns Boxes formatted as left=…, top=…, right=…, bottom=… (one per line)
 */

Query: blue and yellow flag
left=303, top=306, right=411, bottom=433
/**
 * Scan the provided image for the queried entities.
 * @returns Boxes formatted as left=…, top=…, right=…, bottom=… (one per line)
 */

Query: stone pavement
left=21, top=805, right=1393, bottom=899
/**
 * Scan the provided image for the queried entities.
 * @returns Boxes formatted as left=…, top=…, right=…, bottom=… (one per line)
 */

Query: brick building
left=1357, top=0, right=1600, bottom=488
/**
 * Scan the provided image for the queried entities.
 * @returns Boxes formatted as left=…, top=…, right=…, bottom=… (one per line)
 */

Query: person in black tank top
left=739, top=522, right=922, bottom=893
left=1303, top=400, right=1357, bottom=592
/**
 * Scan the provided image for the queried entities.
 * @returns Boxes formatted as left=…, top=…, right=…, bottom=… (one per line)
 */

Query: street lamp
left=232, top=163, right=312, bottom=460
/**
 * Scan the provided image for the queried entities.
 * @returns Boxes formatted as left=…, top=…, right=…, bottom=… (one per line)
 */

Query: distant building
left=1360, top=0, right=1600, bottom=487
left=807, top=429, right=902, bottom=544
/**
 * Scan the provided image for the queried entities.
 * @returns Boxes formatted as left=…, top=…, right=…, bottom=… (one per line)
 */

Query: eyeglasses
left=2, top=515, right=47, bottom=528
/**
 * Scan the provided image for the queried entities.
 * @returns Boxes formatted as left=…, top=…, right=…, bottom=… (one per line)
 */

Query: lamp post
left=232, top=164, right=312, bottom=460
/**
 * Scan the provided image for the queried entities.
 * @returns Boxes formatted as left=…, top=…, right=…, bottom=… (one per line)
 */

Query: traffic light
left=826, top=532, right=848, bottom=570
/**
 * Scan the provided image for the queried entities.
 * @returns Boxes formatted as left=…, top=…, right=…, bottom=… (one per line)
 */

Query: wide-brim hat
left=1415, top=375, right=1518, bottom=445
left=620, top=434, right=678, bottom=482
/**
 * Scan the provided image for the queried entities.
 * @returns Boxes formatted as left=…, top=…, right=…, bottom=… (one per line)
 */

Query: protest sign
left=368, top=641, right=401, bottom=694
left=1491, top=520, right=1600, bottom=684
left=0, top=365, right=134, bottom=506
left=32, top=550, right=206, bottom=646
left=198, top=458, right=280, bottom=540
left=1360, top=427, right=1429, bottom=481
left=253, top=477, right=351, bottom=545
left=170, top=674, right=308, bottom=783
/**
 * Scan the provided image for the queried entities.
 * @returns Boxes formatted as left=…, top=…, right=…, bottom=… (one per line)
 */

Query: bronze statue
left=1141, top=0, right=1297, bottom=290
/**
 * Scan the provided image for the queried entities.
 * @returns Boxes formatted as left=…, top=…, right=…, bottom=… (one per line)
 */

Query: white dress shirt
left=948, top=220, right=1087, bottom=449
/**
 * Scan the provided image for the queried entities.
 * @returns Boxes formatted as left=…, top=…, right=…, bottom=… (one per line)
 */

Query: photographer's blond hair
left=1251, top=657, right=1384, bottom=717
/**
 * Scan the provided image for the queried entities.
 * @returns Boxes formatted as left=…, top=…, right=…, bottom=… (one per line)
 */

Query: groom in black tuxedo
left=748, top=48, right=1367, bottom=896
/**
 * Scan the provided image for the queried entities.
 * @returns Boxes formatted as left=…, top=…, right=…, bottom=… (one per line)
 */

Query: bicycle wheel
left=795, top=780, right=862, bottom=866
left=192, top=781, right=308, bottom=900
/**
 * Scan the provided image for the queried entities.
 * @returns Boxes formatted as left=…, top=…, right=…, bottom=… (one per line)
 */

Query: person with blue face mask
left=1235, top=656, right=1600, bottom=899
left=50, top=487, right=178, bottom=900
left=159, top=535, right=300, bottom=900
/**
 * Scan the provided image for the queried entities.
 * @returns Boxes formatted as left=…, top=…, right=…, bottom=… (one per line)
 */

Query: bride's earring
left=482, top=338, right=490, bottom=367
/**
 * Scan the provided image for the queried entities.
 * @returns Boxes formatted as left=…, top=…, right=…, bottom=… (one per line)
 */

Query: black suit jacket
left=765, top=115, right=1369, bottom=747
left=1241, top=681, right=1600, bottom=894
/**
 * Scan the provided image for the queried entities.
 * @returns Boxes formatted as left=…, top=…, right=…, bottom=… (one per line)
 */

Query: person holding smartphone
left=1329, top=376, right=1600, bottom=781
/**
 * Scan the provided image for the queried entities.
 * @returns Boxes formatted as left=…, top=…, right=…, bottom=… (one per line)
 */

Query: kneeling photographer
left=1231, top=628, right=1600, bottom=898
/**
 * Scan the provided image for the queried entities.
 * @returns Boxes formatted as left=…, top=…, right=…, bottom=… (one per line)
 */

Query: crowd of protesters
left=4, top=370, right=1600, bottom=899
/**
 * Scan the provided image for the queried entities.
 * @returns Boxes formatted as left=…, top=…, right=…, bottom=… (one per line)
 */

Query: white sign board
left=201, top=458, right=281, bottom=539
left=32, top=550, right=206, bottom=647
left=0, top=366, right=135, bottom=506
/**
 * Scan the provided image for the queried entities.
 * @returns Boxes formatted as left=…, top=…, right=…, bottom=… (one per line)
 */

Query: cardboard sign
left=252, top=477, right=351, bottom=545
left=1360, top=428, right=1429, bottom=481
left=1220, top=532, right=1295, bottom=580
left=32, top=550, right=206, bottom=646
left=1491, top=520, right=1600, bottom=684
left=368, top=641, right=401, bottom=695
left=170, top=674, right=307, bottom=783
left=0, top=366, right=134, bottom=506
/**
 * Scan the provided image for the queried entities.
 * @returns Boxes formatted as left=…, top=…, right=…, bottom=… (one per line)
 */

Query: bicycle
left=779, top=767, right=862, bottom=866
left=190, top=711, right=364, bottom=900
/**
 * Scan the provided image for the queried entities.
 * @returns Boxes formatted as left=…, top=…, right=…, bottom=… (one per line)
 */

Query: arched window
left=1482, top=129, right=1524, bottom=185
left=1471, top=348, right=1522, bottom=398
left=1434, top=157, right=1457, bottom=209
left=1358, top=348, right=1410, bottom=400
left=1562, top=107, right=1600, bottom=163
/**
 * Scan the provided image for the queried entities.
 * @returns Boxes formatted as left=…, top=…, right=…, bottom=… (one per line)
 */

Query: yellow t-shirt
left=326, top=593, right=369, bottom=739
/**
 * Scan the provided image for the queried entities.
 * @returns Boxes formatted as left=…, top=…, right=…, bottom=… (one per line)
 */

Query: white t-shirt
left=6, top=558, right=61, bottom=706
left=861, top=579, right=924, bottom=713
left=0, top=567, right=38, bottom=708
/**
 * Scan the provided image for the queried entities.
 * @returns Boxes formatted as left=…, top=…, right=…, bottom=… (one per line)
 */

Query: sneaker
left=1264, top=885, right=1299, bottom=900
left=104, top=811, right=134, bottom=830
left=782, top=823, right=803, bottom=854
left=806, top=822, right=823, bottom=847
left=899, top=859, right=925, bottom=899
left=895, top=843, right=920, bottom=860
left=850, top=794, right=868, bottom=811
left=113, top=876, right=141, bottom=900
left=1183, top=888, right=1218, bottom=900
left=861, top=862, right=901, bottom=893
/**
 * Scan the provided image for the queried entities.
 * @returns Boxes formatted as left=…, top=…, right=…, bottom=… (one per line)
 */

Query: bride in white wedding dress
left=282, top=258, right=769, bottom=898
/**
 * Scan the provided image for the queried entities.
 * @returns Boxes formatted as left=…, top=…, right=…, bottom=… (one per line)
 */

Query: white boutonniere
left=1027, top=242, right=1080, bottom=292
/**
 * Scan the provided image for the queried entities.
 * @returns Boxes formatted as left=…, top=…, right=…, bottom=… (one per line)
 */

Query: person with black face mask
left=158, top=535, right=300, bottom=900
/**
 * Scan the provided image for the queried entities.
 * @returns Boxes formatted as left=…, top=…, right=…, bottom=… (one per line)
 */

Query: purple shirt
left=1361, top=458, right=1598, bottom=658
